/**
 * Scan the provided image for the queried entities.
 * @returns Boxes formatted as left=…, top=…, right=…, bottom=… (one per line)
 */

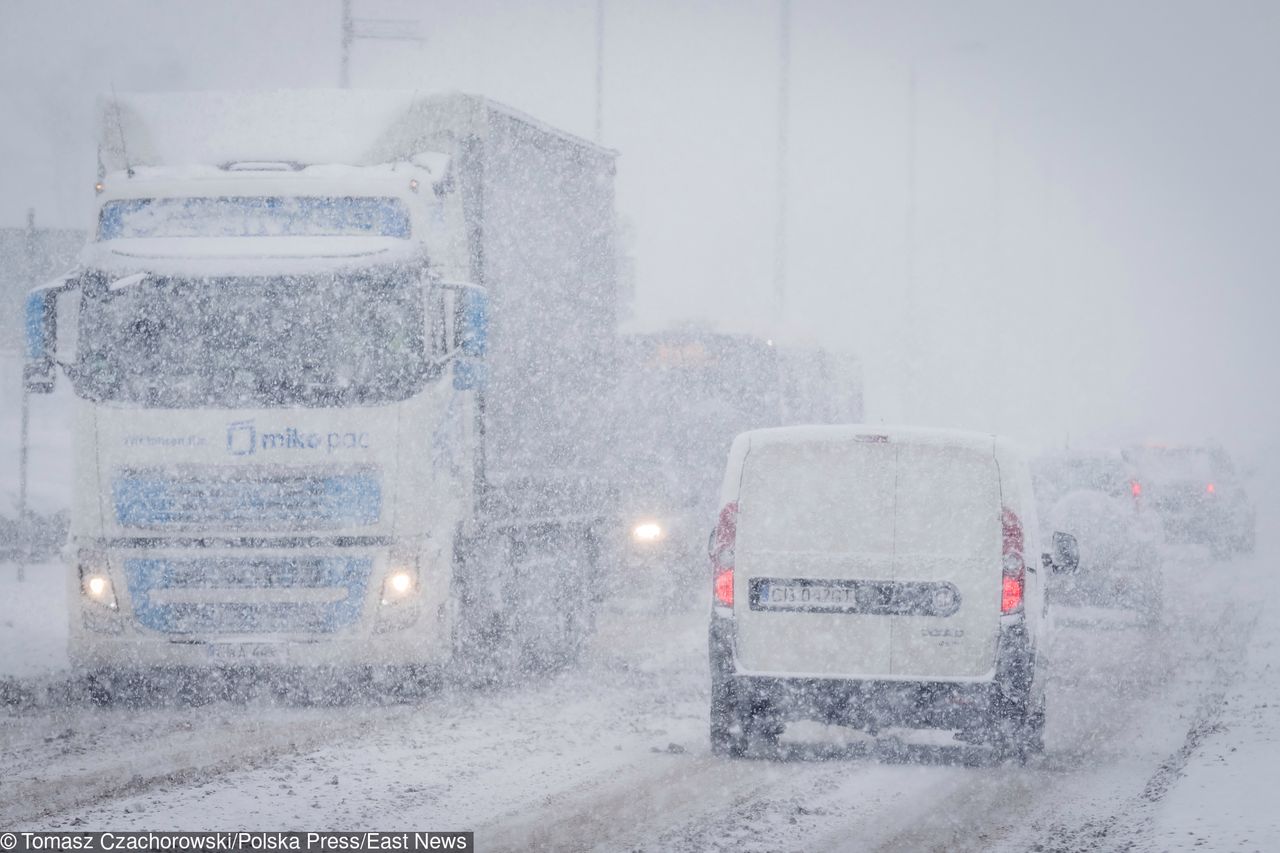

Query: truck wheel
left=84, top=669, right=152, bottom=707
left=509, top=526, right=598, bottom=675
left=376, top=664, right=442, bottom=700
left=450, top=531, right=522, bottom=685
left=84, top=669, right=118, bottom=707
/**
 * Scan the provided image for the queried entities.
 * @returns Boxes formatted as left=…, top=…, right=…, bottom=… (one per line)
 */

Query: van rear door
left=732, top=434, right=1003, bottom=681
left=888, top=441, right=1002, bottom=679
left=733, top=439, right=897, bottom=677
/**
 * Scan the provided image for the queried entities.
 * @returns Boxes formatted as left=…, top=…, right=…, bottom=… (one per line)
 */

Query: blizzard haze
left=2, top=0, right=1277, bottom=452
left=1, top=5, right=1279, bottom=849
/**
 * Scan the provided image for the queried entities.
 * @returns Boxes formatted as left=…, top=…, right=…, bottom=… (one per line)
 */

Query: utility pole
left=905, top=66, right=917, bottom=319
left=340, top=0, right=353, bottom=88
left=17, top=208, right=36, bottom=582
left=773, top=0, right=790, bottom=317
left=899, top=65, right=918, bottom=421
left=340, top=0, right=424, bottom=89
left=594, top=0, right=605, bottom=144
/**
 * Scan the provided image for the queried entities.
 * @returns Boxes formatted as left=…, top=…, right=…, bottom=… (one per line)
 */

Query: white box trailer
left=26, top=91, right=619, bottom=692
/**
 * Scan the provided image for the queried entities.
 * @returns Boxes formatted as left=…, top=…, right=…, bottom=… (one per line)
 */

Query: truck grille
left=124, top=555, right=371, bottom=635
left=112, top=468, right=381, bottom=531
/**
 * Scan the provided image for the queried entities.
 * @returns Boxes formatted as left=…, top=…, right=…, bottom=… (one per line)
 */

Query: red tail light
left=1131, top=480, right=1142, bottom=497
left=1206, top=482, right=1216, bottom=494
left=711, top=501, right=738, bottom=607
left=1001, top=576, right=1023, bottom=614
left=1001, top=506, right=1024, bottom=615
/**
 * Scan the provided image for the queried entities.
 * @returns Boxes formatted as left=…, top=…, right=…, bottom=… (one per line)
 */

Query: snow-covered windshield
left=97, top=196, right=412, bottom=240
left=74, top=268, right=433, bottom=407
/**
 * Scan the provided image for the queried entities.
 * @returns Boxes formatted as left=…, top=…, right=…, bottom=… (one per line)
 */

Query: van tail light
left=1001, top=506, right=1025, bottom=615
left=711, top=501, right=738, bottom=607
left=1130, top=480, right=1143, bottom=511
left=1206, top=482, right=1216, bottom=495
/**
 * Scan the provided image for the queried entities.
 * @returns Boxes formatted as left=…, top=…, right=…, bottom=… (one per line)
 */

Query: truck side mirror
left=23, top=288, right=59, bottom=394
left=450, top=284, right=488, bottom=391
left=24, top=275, right=81, bottom=394
left=1042, top=531, right=1080, bottom=574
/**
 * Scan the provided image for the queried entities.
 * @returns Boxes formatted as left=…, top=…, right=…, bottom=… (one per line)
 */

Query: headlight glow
left=82, top=573, right=117, bottom=609
left=381, top=568, right=417, bottom=604
left=632, top=522, right=664, bottom=542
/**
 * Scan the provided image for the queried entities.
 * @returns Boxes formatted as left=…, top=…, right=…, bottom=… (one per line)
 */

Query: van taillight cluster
left=711, top=501, right=738, bottom=607
left=1001, top=506, right=1024, bottom=615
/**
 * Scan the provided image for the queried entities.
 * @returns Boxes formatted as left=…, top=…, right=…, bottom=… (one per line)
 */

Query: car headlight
left=632, top=521, right=664, bottom=542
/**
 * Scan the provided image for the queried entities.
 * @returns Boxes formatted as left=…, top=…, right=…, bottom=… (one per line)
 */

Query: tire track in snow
left=0, top=703, right=418, bottom=828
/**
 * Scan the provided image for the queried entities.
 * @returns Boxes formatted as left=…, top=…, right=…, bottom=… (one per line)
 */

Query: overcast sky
left=2, top=0, right=1277, bottom=457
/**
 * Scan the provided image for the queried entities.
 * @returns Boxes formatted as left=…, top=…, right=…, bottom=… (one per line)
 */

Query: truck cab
left=25, top=91, right=618, bottom=695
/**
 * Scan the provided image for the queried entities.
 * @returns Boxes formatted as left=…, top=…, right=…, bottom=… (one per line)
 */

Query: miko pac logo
left=226, top=420, right=257, bottom=456
left=225, top=419, right=370, bottom=455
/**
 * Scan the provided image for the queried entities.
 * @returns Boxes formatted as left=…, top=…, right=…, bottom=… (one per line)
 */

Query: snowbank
left=1145, top=555, right=1280, bottom=850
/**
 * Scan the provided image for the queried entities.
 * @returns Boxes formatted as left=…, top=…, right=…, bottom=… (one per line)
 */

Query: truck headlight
left=77, top=549, right=117, bottom=609
left=381, top=568, right=417, bottom=601
left=84, top=574, right=117, bottom=608
left=380, top=548, right=418, bottom=605
left=632, top=522, right=664, bottom=542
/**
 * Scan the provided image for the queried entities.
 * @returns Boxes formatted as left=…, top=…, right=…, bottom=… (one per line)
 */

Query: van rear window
left=737, top=441, right=999, bottom=557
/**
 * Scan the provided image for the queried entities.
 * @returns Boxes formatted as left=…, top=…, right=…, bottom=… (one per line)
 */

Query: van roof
left=737, top=425, right=998, bottom=454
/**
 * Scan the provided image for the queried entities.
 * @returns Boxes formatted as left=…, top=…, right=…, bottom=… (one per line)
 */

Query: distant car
left=1122, top=445, right=1256, bottom=557
left=707, top=426, right=1078, bottom=761
left=1031, top=450, right=1163, bottom=620
left=608, top=474, right=705, bottom=607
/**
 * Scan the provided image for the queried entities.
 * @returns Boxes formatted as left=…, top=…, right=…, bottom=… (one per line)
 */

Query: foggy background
left=2, top=0, right=1276, bottom=456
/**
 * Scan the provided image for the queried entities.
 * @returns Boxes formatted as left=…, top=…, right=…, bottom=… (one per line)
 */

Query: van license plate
left=749, top=577, right=961, bottom=617
left=756, top=581, right=859, bottom=609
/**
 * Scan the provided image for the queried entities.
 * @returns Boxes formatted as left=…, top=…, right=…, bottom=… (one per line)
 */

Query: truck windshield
left=98, top=196, right=412, bottom=240
left=74, top=269, right=433, bottom=408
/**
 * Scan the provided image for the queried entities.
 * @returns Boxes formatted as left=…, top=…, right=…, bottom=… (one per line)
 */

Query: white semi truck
left=24, top=91, right=619, bottom=695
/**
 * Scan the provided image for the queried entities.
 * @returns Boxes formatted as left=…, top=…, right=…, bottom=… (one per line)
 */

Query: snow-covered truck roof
left=99, top=90, right=615, bottom=172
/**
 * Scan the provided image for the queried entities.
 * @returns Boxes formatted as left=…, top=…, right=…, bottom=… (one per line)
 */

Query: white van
left=708, top=426, right=1077, bottom=759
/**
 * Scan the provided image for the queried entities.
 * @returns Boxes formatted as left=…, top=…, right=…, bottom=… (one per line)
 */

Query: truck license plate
left=206, top=642, right=287, bottom=664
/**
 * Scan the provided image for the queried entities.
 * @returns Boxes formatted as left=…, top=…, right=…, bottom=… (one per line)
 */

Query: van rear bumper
left=709, top=616, right=1034, bottom=731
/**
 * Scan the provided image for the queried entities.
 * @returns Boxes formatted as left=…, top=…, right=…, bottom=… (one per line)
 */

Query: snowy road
left=0, top=547, right=1262, bottom=851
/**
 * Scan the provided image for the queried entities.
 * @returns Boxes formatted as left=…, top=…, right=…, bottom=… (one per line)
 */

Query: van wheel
left=747, top=704, right=785, bottom=757
left=992, top=696, right=1045, bottom=763
left=1018, top=703, right=1047, bottom=758
left=710, top=674, right=747, bottom=757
